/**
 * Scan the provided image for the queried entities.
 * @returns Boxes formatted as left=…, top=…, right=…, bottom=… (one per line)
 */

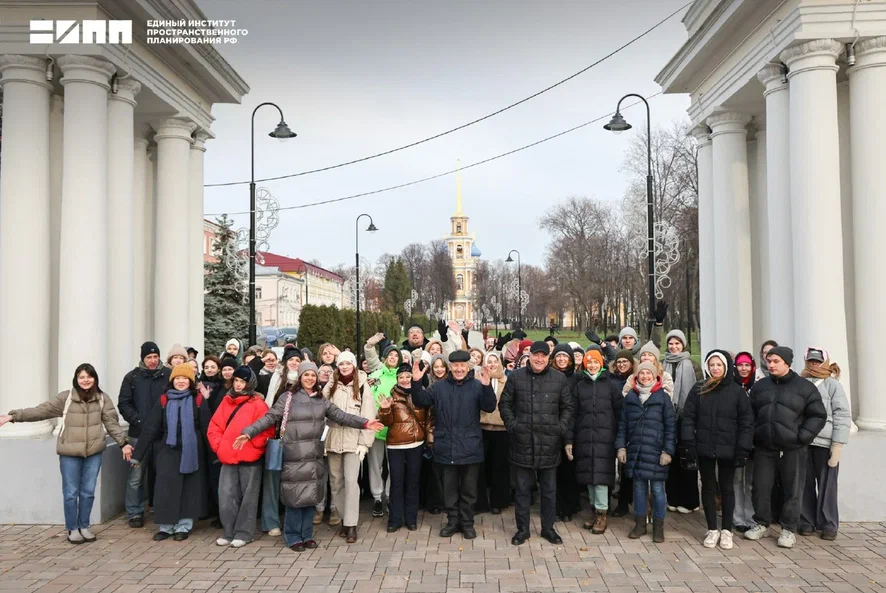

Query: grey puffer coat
left=807, top=376, right=851, bottom=448
left=243, top=388, right=368, bottom=508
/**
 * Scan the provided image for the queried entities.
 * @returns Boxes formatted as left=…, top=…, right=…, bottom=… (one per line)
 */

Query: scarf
left=583, top=369, right=603, bottom=381
left=138, top=360, right=164, bottom=376
left=636, top=381, right=654, bottom=404
left=664, top=351, right=696, bottom=414
left=164, top=389, right=199, bottom=474
left=340, top=373, right=354, bottom=386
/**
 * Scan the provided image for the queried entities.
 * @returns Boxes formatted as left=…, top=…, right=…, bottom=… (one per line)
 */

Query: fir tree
left=204, top=215, right=249, bottom=355
left=382, top=258, right=410, bottom=324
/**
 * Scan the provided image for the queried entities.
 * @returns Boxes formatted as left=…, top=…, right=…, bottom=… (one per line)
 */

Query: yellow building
left=444, top=169, right=480, bottom=322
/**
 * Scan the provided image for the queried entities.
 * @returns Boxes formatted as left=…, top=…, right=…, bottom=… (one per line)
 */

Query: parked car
left=279, top=327, right=298, bottom=345
left=258, top=326, right=281, bottom=348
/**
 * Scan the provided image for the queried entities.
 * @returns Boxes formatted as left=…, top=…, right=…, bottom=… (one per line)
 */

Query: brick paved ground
left=2, top=501, right=885, bottom=593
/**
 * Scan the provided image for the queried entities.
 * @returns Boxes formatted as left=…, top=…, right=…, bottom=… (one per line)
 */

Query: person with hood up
left=499, top=342, right=575, bottom=546
left=411, top=351, right=497, bottom=540
left=207, top=366, right=274, bottom=548
left=235, top=361, right=384, bottom=552
left=551, top=343, right=581, bottom=522
left=224, top=338, right=243, bottom=364
left=799, top=348, right=850, bottom=541
left=0, top=364, right=132, bottom=544
left=566, top=349, right=622, bottom=534
left=569, top=342, right=585, bottom=370
left=661, top=329, right=702, bottom=515
left=365, top=332, right=399, bottom=517
left=476, top=352, right=511, bottom=515
left=117, top=341, right=172, bottom=528
left=616, top=361, right=676, bottom=543
left=732, top=352, right=757, bottom=533
left=200, top=354, right=227, bottom=528
left=744, top=347, right=827, bottom=549
left=609, top=348, right=636, bottom=518
left=166, top=343, right=188, bottom=369
left=322, top=351, right=377, bottom=543
left=681, top=351, right=754, bottom=550
left=131, top=363, right=212, bottom=541
left=377, top=363, right=429, bottom=533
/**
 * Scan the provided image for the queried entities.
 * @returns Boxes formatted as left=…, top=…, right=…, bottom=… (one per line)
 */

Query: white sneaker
left=719, top=530, right=733, bottom=550
left=777, top=530, right=796, bottom=549
left=744, top=524, right=769, bottom=540
left=216, top=537, right=231, bottom=546
left=68, top=530, right=84, bottom=544
left=79, top=528, right=96, bottom=542
left=703, top=530, right=720, bottom=548
left=230, top=539, right=248, bottom=548
left=268, top=528, right=282, bottom=536
left=677, top=506, right=693, bottom=514
left=667, top=505, right=677, bottom=512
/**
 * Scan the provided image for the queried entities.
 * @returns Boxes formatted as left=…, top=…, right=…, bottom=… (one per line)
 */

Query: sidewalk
left=1, top=503, right=883, bottom=593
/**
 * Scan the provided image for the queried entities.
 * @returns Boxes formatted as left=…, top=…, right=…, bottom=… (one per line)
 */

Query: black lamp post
left=249, top=102, right=296, bottom=346
left=505, top=249, right=522, bottom=330
left=605, top=94, right=655, bottom=337
left=355, top=214, right=378, bottom=354
left=296, top=262, right=309, bottom=306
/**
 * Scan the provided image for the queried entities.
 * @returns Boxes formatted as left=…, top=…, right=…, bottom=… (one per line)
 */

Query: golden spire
left=455, top=159, right=463, bottom=216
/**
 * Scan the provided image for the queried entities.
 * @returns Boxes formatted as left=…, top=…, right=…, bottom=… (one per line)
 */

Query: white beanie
left=336, top=351, right=357, bottom=367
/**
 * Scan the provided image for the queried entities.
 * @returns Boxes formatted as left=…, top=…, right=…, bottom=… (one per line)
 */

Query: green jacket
left=366, top=343, right=403, bottom=441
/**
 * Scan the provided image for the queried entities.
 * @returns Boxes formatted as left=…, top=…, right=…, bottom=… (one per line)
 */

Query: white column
left=132, top=129, right=151, bottom=346
left=188, top=130, right=211, bottom=357
left=146, top=145, right=157, bottom=338
left=106, top=79, right=141, bottom=403
left=780, top=39, right=851, bottom=372
left=0, top=56, right=53, bottom=437
left=849, top=36, right=886, bottom=430
left=689, top=125, right=715, bottom=355
left=757, top=65, right=794, bottom=347
left=48, top=94, right=64, bottom=424
left=152, top=118, right=196, bottom=352
left=749, top=126, right=771, bottom=348
left=56, top=56, right=115, bottom=391
left=706, top=111, right=754, bottom=353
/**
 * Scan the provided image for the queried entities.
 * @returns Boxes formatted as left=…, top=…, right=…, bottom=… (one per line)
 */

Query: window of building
left=456, top=274, right=464, bottom=290
left=456, top=223, right=462, bottom=233
left=255, top=287, right=262, bottom=300
left=456, top=245, right=463, bottom=259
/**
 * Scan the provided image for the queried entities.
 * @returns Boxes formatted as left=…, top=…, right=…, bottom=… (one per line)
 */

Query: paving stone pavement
left=2, top=501, right=886, bottom=593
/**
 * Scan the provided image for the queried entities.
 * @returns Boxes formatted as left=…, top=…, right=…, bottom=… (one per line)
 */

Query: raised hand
left=377, top=393, right=392, bottom=409
left=653, top=300, right=669, bottom=324
left=475, top=367, right=490, bottom=386
left=198, top=383, right=210, bottom=400
left=232, top=434, right=250, bottom=450
left=465, top=320, right=474, bottom=331
left=367, top=332, right=385, bottom=347
left=447, top=320, right=460, bottom=335
left=412, top=361, right=427, bottom=382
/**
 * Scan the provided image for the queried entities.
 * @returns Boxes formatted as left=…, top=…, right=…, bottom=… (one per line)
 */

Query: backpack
left=58, top=390, right=105, bottom=437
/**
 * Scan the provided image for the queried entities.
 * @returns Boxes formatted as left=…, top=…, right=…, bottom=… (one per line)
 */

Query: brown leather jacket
left=377, top=385, right=429, bottom=446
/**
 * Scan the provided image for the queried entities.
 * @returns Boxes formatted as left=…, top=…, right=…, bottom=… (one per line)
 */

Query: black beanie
left=220, top=357, right=238, bottom=370
left=233, top=365, right=253, bottom=382
left=397, top=363, right=413, bottom=376
left=767, top=346, right=794, bottom=366
left=141, top=341, right=160, bottom=361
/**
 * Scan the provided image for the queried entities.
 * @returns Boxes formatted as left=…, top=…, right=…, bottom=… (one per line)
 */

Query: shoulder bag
left=265, top=392, right=293, bottom=471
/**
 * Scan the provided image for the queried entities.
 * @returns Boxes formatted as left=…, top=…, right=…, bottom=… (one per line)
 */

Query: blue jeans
left=59, top=453, right=103, bottom=531
left=124, top=437, right=145, bottom=518
left=283, top=506, right=314, bottom=546
left=633, top=479, right=667, bottom=520
left=261, top=469, right=281, bottom=531
left=157, top=518, right=193, bottom=534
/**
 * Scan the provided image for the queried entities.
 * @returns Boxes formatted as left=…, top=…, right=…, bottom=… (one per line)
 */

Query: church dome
left=471, top=243, right=482, bottom=257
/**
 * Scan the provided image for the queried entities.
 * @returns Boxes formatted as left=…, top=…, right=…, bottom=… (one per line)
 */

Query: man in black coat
left=411, top=350, right=496, bottom=540
left=744, top=346, right=827, bottom=549
left=499, top=341, right=575, bottom=546
left=117, top=341, right=171, bottom=528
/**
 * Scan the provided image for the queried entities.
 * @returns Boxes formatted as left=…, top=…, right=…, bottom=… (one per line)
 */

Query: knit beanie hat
left=300, top=348, right=314, bottom=361
left=635, top=361, right=658, bottom=384
left=616, top=348, right=634, bottom=363
left=767, top=346, right=794, bottom=366
left=170, top=362, right=195, bottom=383
left=735, top=352, right=754, bottom=366
left=552, top=343, right=574, bottom=360
left=568, top=341, right=583, bottom=354
left=297, top=361, right=319, bottom=377
left=167, top=343, right=188, bottom=362
left=281, top=348, right=302, bottom=366
left=544, top=336, right=559, bottom=346
left=220, top=357, right=238, bottom=370
left=638, top=340, right=661, bottom=361
left=397, top=363, right=412, bottom=376
left=518, top=339, right=533, bottom=353
left=665, top=329, right=687, bottom=349
left=619, top=326, right=639, bottom=343
left=225, top=338, right=240, bottom=352
left=336, top=351, right=358, bottom=368
left=141, top=341, right=160, bottom=361
left=583, top=349, right=604, bottom=369
left=232, top=365, right=253, bottom=383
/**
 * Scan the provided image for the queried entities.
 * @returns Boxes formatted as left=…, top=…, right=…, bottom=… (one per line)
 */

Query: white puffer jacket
left=322, top=370, right=377, bottom=453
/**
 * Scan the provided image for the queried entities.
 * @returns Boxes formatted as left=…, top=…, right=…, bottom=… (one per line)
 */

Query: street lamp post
left=249, top=102, right=297, bottom=346
left=505, top=249, right=522, bottom=330
left=604, top=94, right=655, bottom=337
left=355, top=214, right=378, bottom=354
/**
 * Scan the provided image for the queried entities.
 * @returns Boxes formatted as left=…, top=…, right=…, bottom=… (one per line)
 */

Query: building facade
left=255, top=264, right=305, bottom=328
left=203, top=218, right=222, bottom=264
left=257, top=251, right=346, bottom=311
left=657, top=0, right=886, bottom=432
left=444, top=171, right=481, bottom=322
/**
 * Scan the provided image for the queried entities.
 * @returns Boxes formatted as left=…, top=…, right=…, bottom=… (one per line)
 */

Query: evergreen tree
left=204, top=215, right=248, bottom=355
left=382, top=258, right=410, bottom=324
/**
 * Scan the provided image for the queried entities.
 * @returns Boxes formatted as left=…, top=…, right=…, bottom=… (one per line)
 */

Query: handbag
left=265, top=392, right=293, bottom=471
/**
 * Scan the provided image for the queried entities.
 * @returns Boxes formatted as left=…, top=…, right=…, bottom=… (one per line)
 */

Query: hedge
left=297, top=305, right=402, bottom=355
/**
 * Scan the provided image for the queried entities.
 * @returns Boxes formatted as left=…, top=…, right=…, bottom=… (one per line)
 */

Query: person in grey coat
left=799, top=348, right=851, bottom=541
left=235, top=361, right=384, bottom=552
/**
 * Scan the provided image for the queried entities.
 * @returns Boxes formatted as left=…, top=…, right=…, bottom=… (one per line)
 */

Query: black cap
left=767, top=346, right=794, bottom=366
left=140, top=341, right=160, bottom=361
left=529, top=341, right=550, bottom=355
left=449, top=350, right=471, bottom=363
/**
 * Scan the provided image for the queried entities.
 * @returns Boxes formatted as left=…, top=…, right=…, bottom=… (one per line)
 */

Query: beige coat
left=322, top=371, right=377, bottom=453
left=10, top=390, right=128, bottom=457
left=480, top=375, right=507, bottom=431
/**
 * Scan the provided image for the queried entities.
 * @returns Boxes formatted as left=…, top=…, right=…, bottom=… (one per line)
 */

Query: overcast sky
left=197, top=0, right=692, bottom=270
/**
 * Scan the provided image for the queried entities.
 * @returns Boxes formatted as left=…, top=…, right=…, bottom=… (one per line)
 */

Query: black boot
left=610, top=503, right=629, bottom=518
left=652, top=518, right=665, bottom=543
left=628, top=516, right=647, bottom=539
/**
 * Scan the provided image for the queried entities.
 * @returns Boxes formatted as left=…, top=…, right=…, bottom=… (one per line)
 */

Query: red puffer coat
left=207, top=393, right=275, bottom=464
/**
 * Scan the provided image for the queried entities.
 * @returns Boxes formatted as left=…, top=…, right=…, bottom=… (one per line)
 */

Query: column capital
left=191, top=129, right=214, bottom=152
left=780, top=39, right=843, bottom=77
left=757, top=63, right=788, bottom=96
left=688, top=124, right=711, bottom=147
left=109, top=78, right=142, bottom=106
left=152, top=117, right=197, bottom=142
left=706, top=111, right=752, bottom=137
left=849, top=36, right=886, bottom=74
left=0, top=55, right=53, bottom=91
left=57, top=55, right=115, bottom=90
left=135, top=122, right=153, bottom=142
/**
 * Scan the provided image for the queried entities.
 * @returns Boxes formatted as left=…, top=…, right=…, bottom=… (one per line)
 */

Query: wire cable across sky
left=205, top=93, right=661, bottom=217
left=203, top=1, right=691, bottom=188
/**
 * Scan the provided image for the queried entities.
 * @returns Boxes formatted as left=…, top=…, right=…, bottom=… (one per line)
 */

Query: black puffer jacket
left=749, top=370, right=827, bottom=451
left=117, top=364, right=172, bottom=438
left=567, top=370, right=623, bottom=487
left=499, top=365, right=574, bottom=469
left=681, top=351, right=754, bottom=460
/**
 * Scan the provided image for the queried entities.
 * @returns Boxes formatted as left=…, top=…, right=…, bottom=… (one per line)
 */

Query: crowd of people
left=0, top=305, right=850, bottom=553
